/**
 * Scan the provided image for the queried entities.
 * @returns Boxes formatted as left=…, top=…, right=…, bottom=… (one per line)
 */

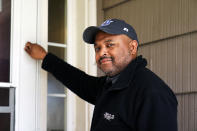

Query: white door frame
left=11, top=0, right=97, bottom=130
left=12, top=0, right=48, bottom=130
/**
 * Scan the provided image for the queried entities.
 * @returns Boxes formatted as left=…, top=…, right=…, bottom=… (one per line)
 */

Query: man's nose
left=99, top=47, right=108, bottom=56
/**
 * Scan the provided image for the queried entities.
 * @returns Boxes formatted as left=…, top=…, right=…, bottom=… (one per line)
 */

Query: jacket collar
left=108, top=55, right=147, bottom=91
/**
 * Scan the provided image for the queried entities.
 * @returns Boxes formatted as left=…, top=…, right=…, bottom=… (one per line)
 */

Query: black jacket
left=42, top=53, right=178, bottom=131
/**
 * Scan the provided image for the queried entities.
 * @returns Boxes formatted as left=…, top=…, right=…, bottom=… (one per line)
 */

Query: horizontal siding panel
left=167, top=38, right=177, bottom=92
left=103, top=0, right=130, bottom=10
left=182, top=35, right=191, bottom=93
left=175, top=37, right=183, bottom=93
left=104, top=0, right=197, bottom=45
left=188, top=94, right=195, bottom=131
left=138, top=32, right=197, bottom=93
left=191, top=34, right=197, bottom=92
left=195, top=94, right=197, bottom=130
left=176, top=93, right=197, bottom=131
left=189, top=0, right=197, bottom=30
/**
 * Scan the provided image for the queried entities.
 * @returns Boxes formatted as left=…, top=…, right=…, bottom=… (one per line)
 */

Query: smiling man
left=25, top=19, right=178, bottom=131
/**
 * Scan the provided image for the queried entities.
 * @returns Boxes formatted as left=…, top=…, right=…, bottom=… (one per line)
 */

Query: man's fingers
left=24, top=42, right=32, bottom=55
left=25, top=42, right=32, bottom=46
left=25, top=47, right=30, bottom=53
left=25, top=48, right=31, bottom=55
left=24, top=42, right=46, bottom=60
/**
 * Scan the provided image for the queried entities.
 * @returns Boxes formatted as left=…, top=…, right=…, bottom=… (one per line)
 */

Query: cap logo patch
left=123, top=27, right=129, bottom=32
left=101, top=19, right=114, bottom=26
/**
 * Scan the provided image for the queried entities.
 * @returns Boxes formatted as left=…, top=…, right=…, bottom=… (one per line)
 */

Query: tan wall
left=98, top=0, right=197, bottom=130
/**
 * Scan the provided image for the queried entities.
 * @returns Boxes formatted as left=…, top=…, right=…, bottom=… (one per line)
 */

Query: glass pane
left=47, top=97, right=66, bottom=131
left=0, top=113, right=10, bottom=131
left=48, top=0, right=67, bottom=44
left=48, top=46, right=66, bottom=94
left=0, top=0, right=2, bottom=12
left=48, top=73, right=65, bottom=94
left=0, top=0, right=11, bottom=82
left=0, top=88, right=9, bottom=106
left=48, top=46, right=66, bottom=60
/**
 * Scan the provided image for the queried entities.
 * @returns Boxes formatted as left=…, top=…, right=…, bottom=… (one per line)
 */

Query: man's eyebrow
left=94, top=39, right=114, bottom=47
left=104, top=39, right=112, bottom=43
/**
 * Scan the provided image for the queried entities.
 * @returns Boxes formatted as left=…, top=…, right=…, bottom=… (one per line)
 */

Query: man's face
left=94, top=31, right=137, bottom=76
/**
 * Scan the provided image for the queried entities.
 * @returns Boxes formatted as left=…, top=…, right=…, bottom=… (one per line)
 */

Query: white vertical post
left=11, top=0, right=48, bottom=130
left=15, top=0, right=38, bottom=130
left=67, top=0, right=77, bottom=130
left=67, top=0, right=97, bottom=130
left=36, top=0, right=48, bottom=130
left=85, top=0, right=97, bottom=130
left=12, top=0, right=46, bottom=130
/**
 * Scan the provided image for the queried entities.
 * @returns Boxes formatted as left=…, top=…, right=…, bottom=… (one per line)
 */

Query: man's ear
left=129, top=40, right=138, bottom=55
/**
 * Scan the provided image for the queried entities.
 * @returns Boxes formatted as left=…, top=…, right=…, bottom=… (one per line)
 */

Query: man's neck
left=106, top=74, right=120, bottom=84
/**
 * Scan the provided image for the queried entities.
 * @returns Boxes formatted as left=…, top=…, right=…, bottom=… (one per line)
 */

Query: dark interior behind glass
left=0, top=0, right=11, bottom=82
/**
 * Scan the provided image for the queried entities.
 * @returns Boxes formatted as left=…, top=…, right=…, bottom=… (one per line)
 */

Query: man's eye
left=107, top=43, right=114, bottom=47
left=95, top=47, right=100, bottom=52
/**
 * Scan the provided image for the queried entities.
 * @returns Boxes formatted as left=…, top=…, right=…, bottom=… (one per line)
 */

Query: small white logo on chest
left=104, top=112, right=115, bottom=121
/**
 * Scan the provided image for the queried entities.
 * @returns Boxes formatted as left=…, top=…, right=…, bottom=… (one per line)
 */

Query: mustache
left=99, top=56, right=114, bottom=64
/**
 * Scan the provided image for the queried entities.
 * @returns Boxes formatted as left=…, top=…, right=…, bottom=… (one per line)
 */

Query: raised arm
left=24, top=42, right=105, bottom=104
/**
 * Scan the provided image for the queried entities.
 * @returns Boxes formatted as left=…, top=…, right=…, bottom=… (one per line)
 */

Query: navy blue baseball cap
left=83, top=19, right=139, bottom=44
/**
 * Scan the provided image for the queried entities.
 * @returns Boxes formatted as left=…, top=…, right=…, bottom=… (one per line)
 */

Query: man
left=25, top=19, right=178, bottom=131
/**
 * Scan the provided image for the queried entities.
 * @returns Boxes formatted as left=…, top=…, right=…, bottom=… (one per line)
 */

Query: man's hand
left=24, top=42, right=47, bottom=60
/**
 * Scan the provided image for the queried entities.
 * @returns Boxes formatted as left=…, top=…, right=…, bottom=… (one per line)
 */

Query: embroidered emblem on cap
left=104, top=112, right=115, bottom=121
left=123, top=27, right=129, bottom=32
left=101, top=19, right=114, bottom=26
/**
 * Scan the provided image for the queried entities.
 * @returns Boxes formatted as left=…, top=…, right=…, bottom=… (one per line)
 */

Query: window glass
left=0, top=0, right=2, bottom=12
left=48, top=0, right=66, bottom=44
left=0, top=0, right=11, bottom=82
left=0, top=113, right=10, bottom=131
left=0, top=88, right=9, bottom=106
left=48, top=46, right=66, bottom=94
left=48, top=46, right=66, bottom=60
left=47, top=97, right=65, bottom=131
left=48, top=73, right=65, bottom=94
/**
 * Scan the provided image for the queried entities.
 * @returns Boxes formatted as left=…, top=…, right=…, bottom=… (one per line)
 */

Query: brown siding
left=103, top=0, right=197, bottom=44
left=98, top=0, right=197, bottom=130
left=138, top=32, right=197, bottom=94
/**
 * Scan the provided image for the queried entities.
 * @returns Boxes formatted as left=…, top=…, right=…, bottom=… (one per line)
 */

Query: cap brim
left=83, top=26, right=122, bottom=44
left=83, top=26, right=101, bottom=44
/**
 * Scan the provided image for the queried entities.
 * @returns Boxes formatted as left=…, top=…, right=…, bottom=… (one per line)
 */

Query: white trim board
left=12, top=0, right=48, bottom=130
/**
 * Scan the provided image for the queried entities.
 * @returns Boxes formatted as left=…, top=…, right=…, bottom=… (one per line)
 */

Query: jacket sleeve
left=135, top=86, right=178, bottom=131
left=42, top=53, right=105, bottom=105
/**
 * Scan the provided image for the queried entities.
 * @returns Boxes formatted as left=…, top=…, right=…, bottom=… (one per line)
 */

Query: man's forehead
left=95, top=32, right=116, bottom=43
left=95, top=31, right=114, bottom=39
left=94, top=39, right=113, bottom=47
left=94, top=32, right=131, bottom=44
